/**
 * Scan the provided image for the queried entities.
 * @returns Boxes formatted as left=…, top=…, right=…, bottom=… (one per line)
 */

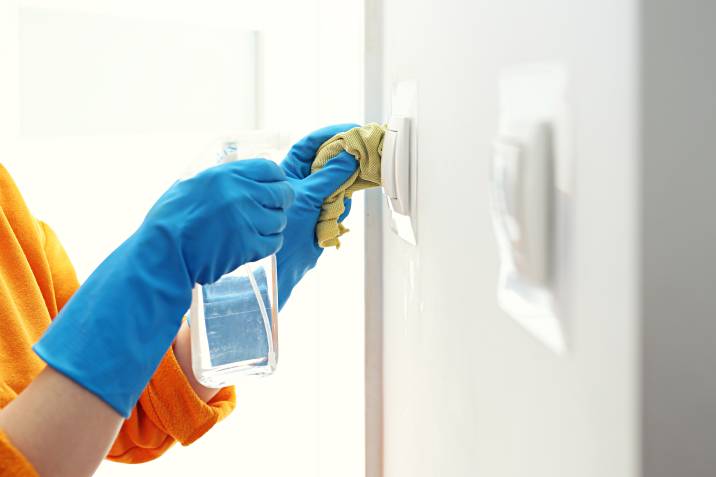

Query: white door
left=374, top=1, right=639, bottom=476
left=371, top=1, right=716, bottom=476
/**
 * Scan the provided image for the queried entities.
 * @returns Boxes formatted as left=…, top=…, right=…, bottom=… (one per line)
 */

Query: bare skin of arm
left=0, top=366, right=123, bottom=477
left=173, top=320, right=220, bottom=402
left=0, top=321, right=217, bottom=476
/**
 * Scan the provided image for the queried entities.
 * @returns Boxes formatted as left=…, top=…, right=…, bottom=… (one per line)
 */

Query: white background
left=0, top=1, right=367, bottom=476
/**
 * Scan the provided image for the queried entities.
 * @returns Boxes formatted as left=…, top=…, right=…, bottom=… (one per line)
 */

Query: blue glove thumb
left=281, top=123, right=360, bottom=180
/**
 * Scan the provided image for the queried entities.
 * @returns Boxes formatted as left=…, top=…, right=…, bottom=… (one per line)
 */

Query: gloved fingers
left=255, top=233, right=284, bottom=258
left=226, top=158, right=288, bottom=183
left=338, top=198, right=352, bottom=223
left=238, top=233, right=285, bottom=266
left=303, top=151, right=359, bottom=200
left=252, top=207, right=288, bottom=236
left=253, top=180, right=295, bottom=210
left=281, top=123, right=360, bottom=179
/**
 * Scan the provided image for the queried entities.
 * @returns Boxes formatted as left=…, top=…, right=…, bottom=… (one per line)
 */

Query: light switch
left=492, top=63, right=570, bottom=355
left=382, top=130, right=398, bottom=199
left=490, top=123, right=552, bottom=287
left=381, top=116, right=411, bottom=215
left=385, top=80, right=418, bottom=246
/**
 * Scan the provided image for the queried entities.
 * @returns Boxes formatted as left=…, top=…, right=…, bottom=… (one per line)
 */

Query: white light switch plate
left=493, top=63, right=574, bottom=354
left=387, top=80, right=418, bottom=245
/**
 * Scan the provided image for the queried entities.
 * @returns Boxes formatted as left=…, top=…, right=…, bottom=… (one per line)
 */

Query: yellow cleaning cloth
left=311, top=123, right=386, bottom=248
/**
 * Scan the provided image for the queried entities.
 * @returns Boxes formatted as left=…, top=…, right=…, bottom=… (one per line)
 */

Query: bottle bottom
left=194, top=354, right=277, bottom=388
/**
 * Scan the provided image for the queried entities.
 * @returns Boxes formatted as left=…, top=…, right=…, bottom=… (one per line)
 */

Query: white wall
left=377, top=1, right=639, bottom=476
left=1, top=1, right=367, bottom=476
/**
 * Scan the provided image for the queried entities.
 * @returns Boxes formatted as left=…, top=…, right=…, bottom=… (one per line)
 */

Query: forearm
left=173, top=321, right=220, bottom=402
left=0, top=367, right=123, bottom=477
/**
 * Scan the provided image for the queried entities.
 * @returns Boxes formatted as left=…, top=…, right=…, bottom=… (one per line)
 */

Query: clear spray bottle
left=188, top=142, right=279, bottom=388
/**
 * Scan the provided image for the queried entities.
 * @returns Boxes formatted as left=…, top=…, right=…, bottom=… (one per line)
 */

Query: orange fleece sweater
left=0, top=164, right=236, bottom=475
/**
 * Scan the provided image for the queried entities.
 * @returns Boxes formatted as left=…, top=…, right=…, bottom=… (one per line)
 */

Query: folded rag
left=311, top=123, right=386, bottom=248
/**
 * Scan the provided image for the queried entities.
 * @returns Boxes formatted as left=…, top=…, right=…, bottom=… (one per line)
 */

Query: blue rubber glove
left=34, top=160, right=294, bottom=417
left=277, top=124, right=359, bottom=309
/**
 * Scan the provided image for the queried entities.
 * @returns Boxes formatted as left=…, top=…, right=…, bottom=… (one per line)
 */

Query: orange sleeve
left=108, top=349, right=236, bottom=463
left=0, top=430, right=39, bottom=477
left=35, top=221, right=79, bottom=311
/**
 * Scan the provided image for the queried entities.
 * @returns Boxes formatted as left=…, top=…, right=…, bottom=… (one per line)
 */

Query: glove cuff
left=34, top=232, right=192, bottom=417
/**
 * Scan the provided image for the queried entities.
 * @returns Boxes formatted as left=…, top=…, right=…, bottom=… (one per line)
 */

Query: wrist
left=172, top=321, right=220, bottom=402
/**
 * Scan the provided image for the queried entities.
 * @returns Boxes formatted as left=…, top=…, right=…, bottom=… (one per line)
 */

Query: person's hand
left=277, top=124, right=359, bottom=309
left=34, top=159, right=294, bottom=417
left=145, top=159, right=294, bottom=284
